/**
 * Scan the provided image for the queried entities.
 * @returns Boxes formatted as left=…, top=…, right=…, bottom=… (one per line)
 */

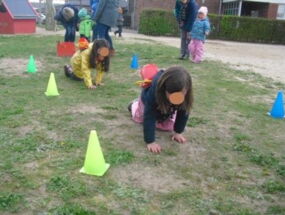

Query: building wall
left=196, top=0, right=221, bottom=14
left=13, top=19, right=36, bottom=34
left=267, top=3, right=278, bottom=19
left=241, top=2, right=278, bottom=19
left=0, top=10, right=35, bottom=34
left=131, top=0, right=221, bottom=29
left=0, top=10, right=14, bottom=34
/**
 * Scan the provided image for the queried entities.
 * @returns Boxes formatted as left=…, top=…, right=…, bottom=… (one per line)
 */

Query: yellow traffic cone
left=80, top=130, right=110, bottom=176
left=45, top=73, right=59, bottom=96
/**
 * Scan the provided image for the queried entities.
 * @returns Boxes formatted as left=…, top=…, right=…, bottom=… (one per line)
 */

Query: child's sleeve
left=93, top=0, right=106, bottom=21
left=142, top=86, right=157, bottom=144
left=174, top=110, right=189, bottom=134
left=205, top=20, right=211, bottom=34
left=187, top=1, right=198, bottom=32
left=81, top=54, right=93, bottom=87
left=143, top=101, right=156, bottom=144
left=175, top=1, right=180, bottom=21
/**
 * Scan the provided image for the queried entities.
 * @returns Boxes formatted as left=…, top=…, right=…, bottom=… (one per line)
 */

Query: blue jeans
left=64, top=24, right=76, bottom=42
left=92, top=23, right=113, bottom=49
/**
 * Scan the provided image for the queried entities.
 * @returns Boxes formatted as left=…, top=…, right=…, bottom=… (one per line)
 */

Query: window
left=277, top=4, right=285, bottom=20
left=223, top=1, right=239, bottom=16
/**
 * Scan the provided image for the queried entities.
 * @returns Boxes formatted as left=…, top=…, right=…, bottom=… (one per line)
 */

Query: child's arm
left=187, top=0, right=198, bottom=31
left=144, top=103, right=162, bottom=153
left=174, top=1, right=181, bottom=23
left=142, top=85, right=161, bottom=153
left=81, top=53, right=96, bottom=89
left=143, top=100, right=157, bottom=144
left=205, top=20, right=211, bottom=36
left=93, top=0, right=106, bottom=22
left=172, top=110, right=189, bottom=143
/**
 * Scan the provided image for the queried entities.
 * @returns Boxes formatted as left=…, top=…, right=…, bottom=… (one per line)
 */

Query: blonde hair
left=62, top=7, right=75, bottom=21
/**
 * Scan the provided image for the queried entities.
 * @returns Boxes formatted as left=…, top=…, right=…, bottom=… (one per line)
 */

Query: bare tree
left=45, top=0, right=57, bottom=31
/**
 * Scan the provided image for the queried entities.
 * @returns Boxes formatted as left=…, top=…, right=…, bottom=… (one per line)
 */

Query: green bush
left=139, top=8, right=179, bottom=36
left=139, top=9, right=285, bottom=44
left=209, top=14, right=285, bottom=44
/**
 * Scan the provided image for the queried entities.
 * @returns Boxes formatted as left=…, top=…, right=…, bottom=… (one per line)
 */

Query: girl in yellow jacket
left=64, top=39, right=110, bottom=89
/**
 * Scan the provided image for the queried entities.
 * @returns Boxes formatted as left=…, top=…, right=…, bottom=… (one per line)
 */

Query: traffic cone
left=268, top=91, right=285, bottom=119
left=27, top=55, right=37, bottom=73
left=45, top=73, right=59, bottom=96
left=80, top=130, right=110, bottom=176
left=130, top=54, right=139, bottom=70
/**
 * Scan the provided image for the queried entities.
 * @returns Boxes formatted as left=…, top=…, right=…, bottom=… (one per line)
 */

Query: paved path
left=121, top=29, right=285, bottom=83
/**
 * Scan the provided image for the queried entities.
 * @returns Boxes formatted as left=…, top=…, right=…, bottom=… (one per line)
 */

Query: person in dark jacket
left=114, top=0, right=128, bottom=37
left=175, top=0, right=198, bottom=60
left=54, top=4, right=79, bottom=42
left=129, top=66, right=194, bottom=153
left=92, top=0, right=119, bottom=55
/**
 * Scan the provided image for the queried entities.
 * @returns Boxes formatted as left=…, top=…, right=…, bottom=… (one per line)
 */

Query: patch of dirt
left=17, top=120, right=44, bottom=137
left=18, top=125, right=35, bottom=136
left=249, top=94, right=273, bottom=105
left=68, top=104, right=106, bottom=114
left=0, top=58, right=43, bottom=77
left=17, top=120, right=62, bottom=141
left=110, top=163, right=191, bottom=194
left=24, top=161, right=39, bottom=170
left=114, top=37, right=155, bottom=45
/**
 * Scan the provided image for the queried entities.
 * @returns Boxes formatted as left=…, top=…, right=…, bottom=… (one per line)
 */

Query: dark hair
left=156, top=66, right=193, bottom=114
left=89, top=39, right=110, bottom=72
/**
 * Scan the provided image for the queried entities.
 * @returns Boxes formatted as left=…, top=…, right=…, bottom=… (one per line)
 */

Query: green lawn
left=0, top=34, right=284, bottom=215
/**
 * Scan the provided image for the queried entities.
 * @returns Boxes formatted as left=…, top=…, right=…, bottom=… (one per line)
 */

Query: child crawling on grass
left=64, top=39, right=110, bottom=89
left=129, top=65, right=193, bottom=153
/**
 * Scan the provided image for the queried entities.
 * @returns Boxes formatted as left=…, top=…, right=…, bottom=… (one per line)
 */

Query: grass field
left=0, top=34, right=284, bottom=215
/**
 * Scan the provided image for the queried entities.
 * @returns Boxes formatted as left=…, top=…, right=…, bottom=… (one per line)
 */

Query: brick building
left=221, top=0, right=284, bottom=19
left=129, top=0, right=222, bottom=29
left=128, top=0, right=284, bottom=29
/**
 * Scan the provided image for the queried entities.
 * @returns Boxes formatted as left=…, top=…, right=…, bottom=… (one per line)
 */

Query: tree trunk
left=45, top=0, right=57, bottom=31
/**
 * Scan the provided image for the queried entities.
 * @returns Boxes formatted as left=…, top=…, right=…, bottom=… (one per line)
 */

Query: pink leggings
left=188, top=39, right=204, bottom=63
left=131, top=98, right=176, bottom=131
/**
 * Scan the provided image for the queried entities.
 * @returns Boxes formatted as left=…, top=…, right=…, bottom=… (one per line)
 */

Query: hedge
left=138, top=8, right=179, bottom=36
left=138, top=8, right=285, bottom=44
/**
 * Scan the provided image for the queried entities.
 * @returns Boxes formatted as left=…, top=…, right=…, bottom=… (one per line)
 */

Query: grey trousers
left=180, top=30, right=190, bottom=57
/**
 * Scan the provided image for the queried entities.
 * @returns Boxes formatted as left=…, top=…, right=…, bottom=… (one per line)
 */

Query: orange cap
left=78, top=38, right=89, bottom=50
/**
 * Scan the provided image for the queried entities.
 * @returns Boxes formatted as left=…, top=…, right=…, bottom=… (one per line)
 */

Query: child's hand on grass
left=172, top=133, right=186, bottom=144
left=88, top=85, right=97, bottom=89
left=147, top=142, right=162, bottom=153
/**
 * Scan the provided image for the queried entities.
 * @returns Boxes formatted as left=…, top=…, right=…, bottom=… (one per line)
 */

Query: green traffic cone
left=45, top=73, right=59, bottom=96
left=80, top=130, right=110, bottom=176
left=27, top=55, right=37, bottom=73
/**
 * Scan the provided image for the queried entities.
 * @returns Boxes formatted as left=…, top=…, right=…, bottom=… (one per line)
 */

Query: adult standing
left=54, top=4, right=79, bottom=42
left=175, top=0, right=198, bottom=60
left=92, top=0, right=119, bottom=55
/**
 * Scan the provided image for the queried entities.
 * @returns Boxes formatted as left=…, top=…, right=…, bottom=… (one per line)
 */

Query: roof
left=3, top=0, right=37, bottom=19
left=223, top=0, right=285, bottom=3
